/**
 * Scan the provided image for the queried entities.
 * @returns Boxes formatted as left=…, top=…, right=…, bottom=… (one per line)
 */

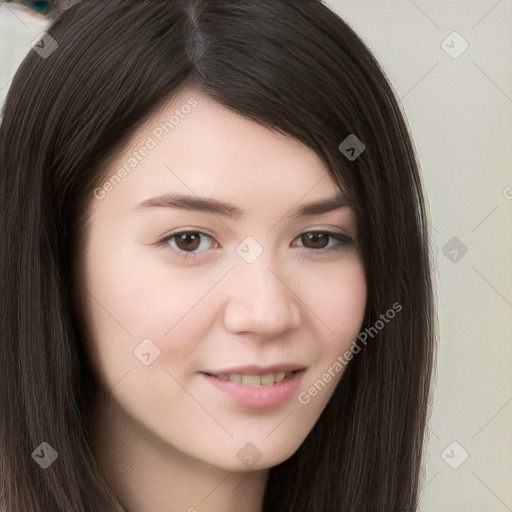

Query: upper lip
left=203, top=363, right=306, bottom=375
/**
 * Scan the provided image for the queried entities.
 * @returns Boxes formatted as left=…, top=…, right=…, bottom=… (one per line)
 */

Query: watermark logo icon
left=32, top=442, right=58, bottom=469
left=441, top=441, right=469, bottom=469
left=442, top=236, right=468, bottom=263
left=134, top=338, right=161, bottom=366
left=441, top=31, right=469, bottom=59
left=338, top=134, right=365, bottom=161
left=237, top=442, right=263, bottom=468
left=31, top=32, right=58, bottom=59
left=236, top=236, right=263, bottom=264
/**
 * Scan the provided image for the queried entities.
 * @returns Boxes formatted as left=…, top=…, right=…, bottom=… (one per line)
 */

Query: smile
left=206, top=371, right=296, bottom=386
left=201, top=369, right=306, bottom=409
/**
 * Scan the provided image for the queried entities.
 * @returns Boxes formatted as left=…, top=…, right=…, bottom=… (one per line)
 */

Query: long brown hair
left=0, top=1, right=435, bottom=510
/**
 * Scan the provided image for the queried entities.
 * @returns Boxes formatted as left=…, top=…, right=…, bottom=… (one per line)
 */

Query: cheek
left=307, top=255, right=367, bottom=344
left=304, top=255, right=366, bottom=380
left=294, top=258, right=366, bottom=413
left=79, top=237, right=222, bottom=382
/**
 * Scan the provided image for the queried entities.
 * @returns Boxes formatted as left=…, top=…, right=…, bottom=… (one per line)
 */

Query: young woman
left=0, top=1, right=435, bottom=511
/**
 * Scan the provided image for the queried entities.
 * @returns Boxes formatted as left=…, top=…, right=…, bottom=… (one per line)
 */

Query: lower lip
left=202, top=370, right=305, bottom=409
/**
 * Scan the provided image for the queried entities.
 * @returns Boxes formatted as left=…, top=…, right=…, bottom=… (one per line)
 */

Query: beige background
left=1, top=1, right=511, bottom=510
left=333, top=2, right=512, bottom=511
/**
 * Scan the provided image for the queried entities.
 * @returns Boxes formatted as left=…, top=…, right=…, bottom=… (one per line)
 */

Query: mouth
left=201, top=368, right=306, bottom=409
left=201, top=369, right=302, bottom=386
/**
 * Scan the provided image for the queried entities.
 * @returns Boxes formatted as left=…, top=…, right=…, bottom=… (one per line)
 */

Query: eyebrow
left=133, top=192, right=351, bottom=220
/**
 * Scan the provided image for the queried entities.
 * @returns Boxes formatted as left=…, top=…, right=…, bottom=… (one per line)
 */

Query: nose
left=222, top=255, right=302, bottom=337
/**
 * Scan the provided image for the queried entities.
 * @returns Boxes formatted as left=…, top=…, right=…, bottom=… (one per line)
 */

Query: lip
left=202, top=369, right=306, bottom=409
left=204, top=363, right=306, bottom=375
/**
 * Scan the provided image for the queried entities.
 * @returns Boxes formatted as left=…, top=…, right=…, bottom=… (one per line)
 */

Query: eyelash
left=156, top=230, right=353, bottom=261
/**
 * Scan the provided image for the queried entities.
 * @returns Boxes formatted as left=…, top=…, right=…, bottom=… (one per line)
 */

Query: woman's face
left=76, top=89, right=367, bottom=471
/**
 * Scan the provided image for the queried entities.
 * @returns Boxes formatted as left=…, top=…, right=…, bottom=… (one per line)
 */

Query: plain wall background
left=333, top=3, right=512, bottom=511
left=1, top=1, right=511, bottom=510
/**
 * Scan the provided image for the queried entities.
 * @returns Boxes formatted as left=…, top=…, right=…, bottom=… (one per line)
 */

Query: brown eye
left=159, top=231, right=216, bottom=259
left=295, top=231, right=353, bottom=252
left=301, top=232, right=329, bottom=249
left=174, top=232, right=202, bottom=252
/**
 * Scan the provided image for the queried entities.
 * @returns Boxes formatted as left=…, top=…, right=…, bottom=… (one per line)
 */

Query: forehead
left=94, top=89, right=347, bottom=217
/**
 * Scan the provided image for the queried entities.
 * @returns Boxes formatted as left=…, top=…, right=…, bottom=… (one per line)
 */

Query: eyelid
left=293, top=231, right=353, bottom=248
left=155, top=228, right=354, bottom=261
left=156, top=230, right=217, bottom=260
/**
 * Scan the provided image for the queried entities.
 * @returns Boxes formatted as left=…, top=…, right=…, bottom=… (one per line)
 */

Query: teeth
left=241, top=375, right=261, bottom=386
left=260, top=373, right=275, bottom=385
left=217, top=371, right=293, bottom=385
left=274, top=371, right=286, bottom=382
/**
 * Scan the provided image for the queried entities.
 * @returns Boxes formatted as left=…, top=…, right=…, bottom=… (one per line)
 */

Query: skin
left=74, top=88, right=367, bottom=512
